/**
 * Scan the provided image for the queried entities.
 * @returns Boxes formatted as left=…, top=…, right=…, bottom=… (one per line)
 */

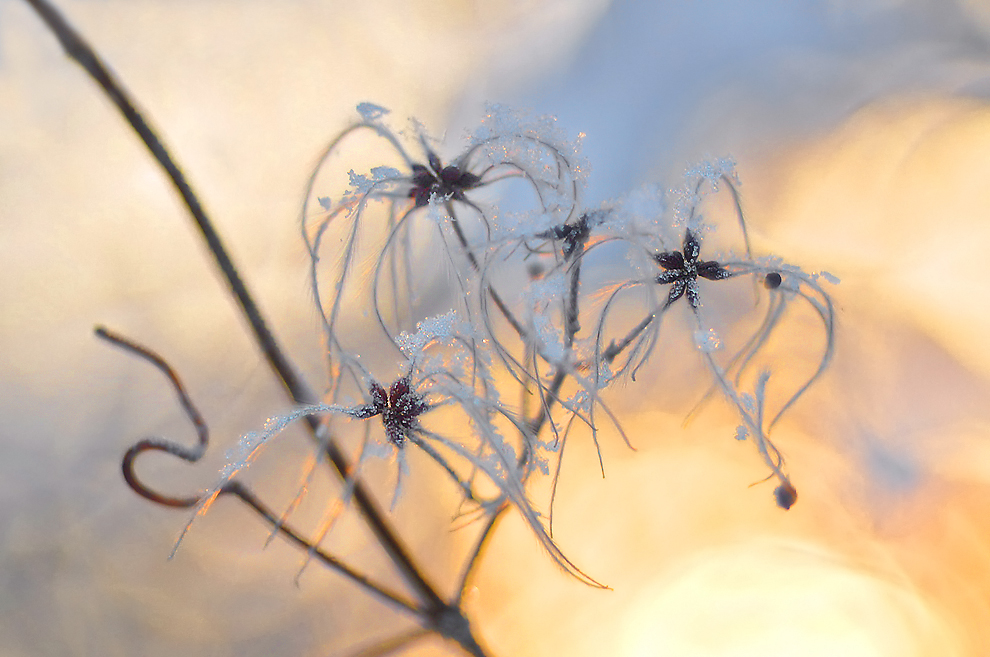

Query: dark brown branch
left=222, top=481, right=422, bottom=617
left=23, top=0, right=469, bottom=646
left=95, top=326, right=423, bottom=617
left=94, top=326, right=423, bottom=615
left=23, top=0, right=313, bottom=406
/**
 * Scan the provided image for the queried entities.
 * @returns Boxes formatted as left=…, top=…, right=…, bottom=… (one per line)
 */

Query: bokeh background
left=3, top=0, right=990, bottom=655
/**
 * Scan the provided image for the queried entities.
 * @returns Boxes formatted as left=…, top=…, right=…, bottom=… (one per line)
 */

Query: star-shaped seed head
left=654, top=230, right=732, bottom=309
left=349, top=376, right=430, bottom=447
left=408, top=149, right=481, bottom=208
left=540, top=213, right=591, bottom=259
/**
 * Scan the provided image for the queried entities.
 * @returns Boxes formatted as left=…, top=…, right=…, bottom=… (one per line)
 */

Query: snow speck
left=396, top=311, right=460, bottom=356
left=693, top=328, right=721, bottom=353
left=347, top=166, right=403, bottom=194
left=819, top=270, right=841, bottom=285
left=684, top=157, right=738, bottom=190
left=357, top=102, right=390, bottom=122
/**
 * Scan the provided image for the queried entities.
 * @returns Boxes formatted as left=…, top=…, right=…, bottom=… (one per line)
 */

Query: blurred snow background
left=2, top=0, right=990, bottom=655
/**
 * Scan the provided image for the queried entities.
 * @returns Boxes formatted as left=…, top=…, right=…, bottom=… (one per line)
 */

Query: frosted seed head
left=440, top=165, right=462, bottom=184
left=410, top=164, right=433, bottom=186
left=388, top=377, right=410, bottom=404
left=370, top=382, right=388, bottom=408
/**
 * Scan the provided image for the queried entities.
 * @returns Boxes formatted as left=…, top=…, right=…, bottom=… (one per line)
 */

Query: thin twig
left=443, top=200, right=527, bottom=340
left=23, top=0, right=313, bottom=406
left=24, top=1, right=480, bottom=650
left=223, top=481, right=423, bottom=616
left=96, top=326, right=207, bottom=508
left=456, top=243, right=593, bottom=599
left=95, top=326, right=423, bottom=616
left=344, top=628, right=432, bottom=657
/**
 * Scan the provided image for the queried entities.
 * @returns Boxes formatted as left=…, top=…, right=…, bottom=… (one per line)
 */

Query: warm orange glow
left=462, top=96, right=990, bottom=656
left=5, top=1, right=990, bottom=654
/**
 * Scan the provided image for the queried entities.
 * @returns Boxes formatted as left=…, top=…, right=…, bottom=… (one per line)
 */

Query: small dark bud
left=764, top=272, right=782, bottom=289
left=774, top=482, right=797, bottom=510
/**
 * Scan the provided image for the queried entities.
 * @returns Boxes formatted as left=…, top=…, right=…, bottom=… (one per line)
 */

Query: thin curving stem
left=24, top=0, right=468, bottom=644
left=95, top=326, right=423, bottom=615
left=23, top=0, right=312, bottom=407
left=96, top=326, right=207, bottom=508
left=343, top=628, right=432, bottom=657
left=223, top=481, right=423, bottom=617
left=454, top=251, right=603, bottom=601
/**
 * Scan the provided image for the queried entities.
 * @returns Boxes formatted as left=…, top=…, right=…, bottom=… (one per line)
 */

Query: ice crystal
left=395, top=311, right=461, bottom=357
left=819, top=270, right=841, bottom=285
left=356, top=102, right=389, bottom=122
left=347, top=166, right=403, bottom=195
left=693, top=328, right=722, bottom=352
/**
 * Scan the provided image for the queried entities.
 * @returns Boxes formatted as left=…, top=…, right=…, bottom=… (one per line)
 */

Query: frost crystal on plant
left=347, top=166, right=403, bottom=195
left=395, top=311, right=462, bottom=356
left=356, top=102, right=390, bottom=122
left=150, top=100, right=836, bottom=607
left=51, top=3, right=851, bottom=650
left=693, top=327, right=721, bottom=352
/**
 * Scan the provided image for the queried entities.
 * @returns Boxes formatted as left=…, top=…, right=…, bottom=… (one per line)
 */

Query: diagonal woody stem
left=22, top=0, right=487, bottom=650
left=95, top=326, right=421, bottom=616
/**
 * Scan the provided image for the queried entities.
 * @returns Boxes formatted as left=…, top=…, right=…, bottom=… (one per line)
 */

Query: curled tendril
left=95, top=326, right=207, bottom=508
